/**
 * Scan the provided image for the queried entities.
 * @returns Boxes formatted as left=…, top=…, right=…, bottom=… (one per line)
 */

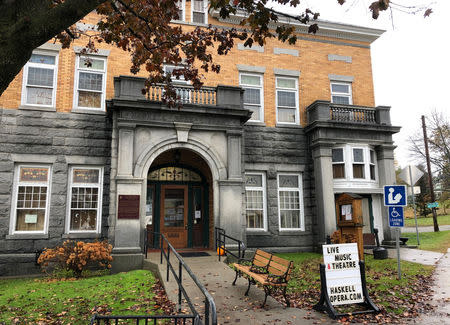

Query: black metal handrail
left=214, top=227, right=246, bottom=262
left=91, top=230, right=216, bottom=325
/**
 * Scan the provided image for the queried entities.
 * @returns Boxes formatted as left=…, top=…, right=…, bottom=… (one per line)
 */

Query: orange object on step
left=217, top=246, right=226, bottom=256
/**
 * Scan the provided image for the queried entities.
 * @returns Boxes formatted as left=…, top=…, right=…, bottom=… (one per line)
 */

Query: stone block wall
left=243, top=125, right=315, bottom=251
left=0, top=108, right=112, bottom=276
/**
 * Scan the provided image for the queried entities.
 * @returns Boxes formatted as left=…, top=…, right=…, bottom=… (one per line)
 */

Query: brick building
left=0, top=3, right=399, bottom=275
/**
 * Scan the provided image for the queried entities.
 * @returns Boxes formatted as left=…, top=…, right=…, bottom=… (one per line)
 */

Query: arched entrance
left=146, top=149, right=212, bottom=249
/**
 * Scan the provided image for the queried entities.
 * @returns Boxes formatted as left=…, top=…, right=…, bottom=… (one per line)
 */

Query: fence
left=330, top=105, right=377, bottom=124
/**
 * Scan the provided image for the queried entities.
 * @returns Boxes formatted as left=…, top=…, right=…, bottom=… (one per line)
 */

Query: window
left=352, top=148, right=365, bottom=179
left=240, top=73, right=264, bottom=122
left=192, top=0, right=207, bottom=24
left=276, top=77, right=298, bottom=124
left=11, top=165, right=51, bottom=233
left=369, top=150, right=376, bottom=180
left=332, top=148, right=345, bottom=179
left=331, top=82, right=352, bottom=105
left=278, top=174, right=303, bottom=230
left=175, top=0, right=185, bottom=21
left=164, top=65, right=188, bottom=84
left=21, top=52, right=58, bottom=107
left=67, top=167, right=103, bottom=232
left=74, top=56, right=107, bottom=110
left=245, top=173, right=266, bottom=230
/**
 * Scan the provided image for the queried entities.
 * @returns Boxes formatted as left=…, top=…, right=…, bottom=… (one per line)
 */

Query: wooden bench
left=232, top=249, right=294, bottom=307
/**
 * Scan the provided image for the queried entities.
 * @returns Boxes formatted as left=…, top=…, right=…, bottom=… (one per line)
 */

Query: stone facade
left=243, top=125, right=315, bottom=251
left=0, top=108, right=112, bottom=275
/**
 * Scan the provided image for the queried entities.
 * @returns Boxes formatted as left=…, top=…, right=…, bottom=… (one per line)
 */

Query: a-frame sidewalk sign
left=313, top=243, right=379, bottom=319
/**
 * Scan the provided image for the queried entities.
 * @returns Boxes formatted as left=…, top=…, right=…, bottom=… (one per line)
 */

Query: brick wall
left=0, top=11, right=376, bottom=127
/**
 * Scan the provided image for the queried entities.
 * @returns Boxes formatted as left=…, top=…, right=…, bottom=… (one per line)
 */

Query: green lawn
left=275, top=253, right=434, bottom=318
left=0, top=270, right=165, bottom=325
left=404, top=214, right=450, bottom=227
left=401, top=230, right=450, bottom=253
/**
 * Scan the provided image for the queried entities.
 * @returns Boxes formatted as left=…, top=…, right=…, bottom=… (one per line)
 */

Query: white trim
left=73, top=55, right=107, bottom=111
left=332, top=144, right=379, bottom=187
left=9, top=164, right=52, bottom=235
left=332, top=147, right=346, bottom=179
left=245, top=172, right=267, bottom=231
left=21, top=50, right=59, bottom=108
left=277, top=173, right=304, bottom=231
left=191, top=0, right=208, bottom=24
left=275, top=76, right=299, bottom=125
left=65, top=166, right=103, bottom=234
left=330, top=81, right=353, bottom=105
left=240, top=72, right=264, bottom=123
left=175, top=0, right=186, bottom=21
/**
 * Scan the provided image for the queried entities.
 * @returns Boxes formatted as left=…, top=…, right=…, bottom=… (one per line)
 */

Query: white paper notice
left=195, top=211, right=201, bottom=219
left=25, top=214, right=38, bottom=224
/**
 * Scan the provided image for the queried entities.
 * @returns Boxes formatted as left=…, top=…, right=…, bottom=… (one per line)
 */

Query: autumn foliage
left=330, top=230, right=357, bottom=244
left=37, top=240, right=113, bottom=277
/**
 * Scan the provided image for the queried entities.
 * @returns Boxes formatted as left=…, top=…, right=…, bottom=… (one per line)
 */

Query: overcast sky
left=273, top=0, right=449, bottom=169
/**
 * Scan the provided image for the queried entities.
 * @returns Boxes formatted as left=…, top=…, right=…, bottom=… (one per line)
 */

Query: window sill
left=62, top=233, right=102, bottom=239
left=278, top=229, right=306, bottom=235
left=246, top=229, right=269, bottom=235
left=19, top=105, right=56, bottom=112
left=71, top=107, right=106, bottom=115
left=275, top=123, right=303, bottom=129
left=6, top=233, right=49, bottom=240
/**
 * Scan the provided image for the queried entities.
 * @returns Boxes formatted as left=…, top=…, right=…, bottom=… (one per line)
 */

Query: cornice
left=209, top=10, right=384, bottom=44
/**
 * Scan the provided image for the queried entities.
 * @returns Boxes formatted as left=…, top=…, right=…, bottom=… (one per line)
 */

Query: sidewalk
left=146, top=252, right=335, bottom=325
left=402, top=225, right=450, bottom=233
left=414, top=248, right=450, bottom=324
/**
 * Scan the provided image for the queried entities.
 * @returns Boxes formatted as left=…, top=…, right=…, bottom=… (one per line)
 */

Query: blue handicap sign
left=384, top=185, right=407, bottom=206
left=388, top=207, right=404, bottom=227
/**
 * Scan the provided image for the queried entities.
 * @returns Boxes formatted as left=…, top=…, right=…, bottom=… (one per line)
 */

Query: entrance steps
left=144, top=251, right=333, bottom=324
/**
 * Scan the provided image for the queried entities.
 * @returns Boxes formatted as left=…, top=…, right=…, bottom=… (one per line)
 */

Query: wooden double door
left=151, top=183, right=208, bottom=249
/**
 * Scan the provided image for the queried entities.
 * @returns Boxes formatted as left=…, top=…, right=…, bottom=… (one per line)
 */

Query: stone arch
left=134, top=137, right=227, bottom=182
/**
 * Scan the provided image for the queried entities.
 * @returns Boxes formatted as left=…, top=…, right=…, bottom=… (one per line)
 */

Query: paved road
left=402, top=224, right=450, bottom=233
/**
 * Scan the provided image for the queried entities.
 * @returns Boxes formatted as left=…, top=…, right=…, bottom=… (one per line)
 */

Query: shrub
left=37, top=240, right=113, bottom=278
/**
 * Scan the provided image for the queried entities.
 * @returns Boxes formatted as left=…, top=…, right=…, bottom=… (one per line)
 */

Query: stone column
left=376, top=145, right=396, bottom=244
left=218, top=180, right=245, bottom=242
left=112, top=123, right=144, bottom=273
left=312, top=145, right=337, bottom=244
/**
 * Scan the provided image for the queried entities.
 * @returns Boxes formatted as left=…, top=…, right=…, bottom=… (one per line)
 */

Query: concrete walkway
left=385, top=247, right=444, bottom=265
left=415, top=248, right=450, bottom=324
left=402, top=225, right=450, bottom=233
left=146, top=252, right=334, bottom=325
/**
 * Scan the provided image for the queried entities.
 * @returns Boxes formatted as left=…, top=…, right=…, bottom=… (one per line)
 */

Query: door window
left=163, top=188, right=185, bottom=227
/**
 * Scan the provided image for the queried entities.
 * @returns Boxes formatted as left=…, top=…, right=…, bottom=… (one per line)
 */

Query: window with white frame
left=369, top=149, right=376, bottom=180
left=21, top=52, right=58, bottom=107
left=74, top=56, right=107, bottom=110
left=192, top=0, right=208, bottom=24
left=245, top=173, right=266, bottom=230
left=330, top=82, right=352, bottom=105
left=68, top=167, right=103, bottom=232
left=352, top=148, right=365, bottom=179
left=175, top=0, right=185, bottom=21
left=11, top=165, right=51, bottom=233
left=164, top=65, right=188, bottom=84
left=332, top=148, right=345, bottom=179
left=278, top=174, right=303, bottom=230
left=240, top=73, right=264, bottom=122
left=276, top=76, right=298, bottom=124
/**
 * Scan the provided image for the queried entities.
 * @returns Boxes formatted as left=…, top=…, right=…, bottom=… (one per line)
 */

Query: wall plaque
left=118, top=195, right=140, bottom=219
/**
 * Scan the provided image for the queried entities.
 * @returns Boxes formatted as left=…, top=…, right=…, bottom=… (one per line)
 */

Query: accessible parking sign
left=388, top=206, right=404, bottom=227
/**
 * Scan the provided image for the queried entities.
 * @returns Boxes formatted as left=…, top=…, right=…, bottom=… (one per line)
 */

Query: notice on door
left=323, top=243, right=364, bottom=306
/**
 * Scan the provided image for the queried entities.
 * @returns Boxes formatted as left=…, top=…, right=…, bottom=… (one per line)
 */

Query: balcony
left=113, top=75, right=244, bottom=109
left=307, top=100, right=391, bottom=126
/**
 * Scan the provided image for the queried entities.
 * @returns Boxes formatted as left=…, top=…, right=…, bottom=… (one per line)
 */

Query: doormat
left=179, top=252, right=210, bottom=257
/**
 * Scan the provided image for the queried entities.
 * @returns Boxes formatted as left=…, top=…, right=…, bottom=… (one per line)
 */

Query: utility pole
left=422, top=115, right=439, bottom=232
